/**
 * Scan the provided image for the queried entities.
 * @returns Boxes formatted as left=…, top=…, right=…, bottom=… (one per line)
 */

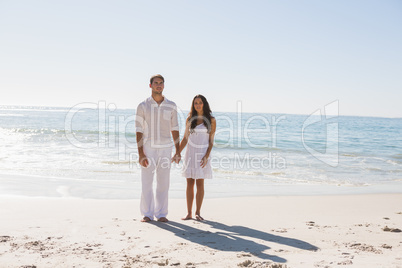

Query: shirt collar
left=148, top=95, right=167, bottom=105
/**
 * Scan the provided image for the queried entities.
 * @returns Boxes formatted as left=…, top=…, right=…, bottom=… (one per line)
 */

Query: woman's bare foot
left=195, top=214, right=204, bottom=221
left=182, top=214, right=193, bottom=220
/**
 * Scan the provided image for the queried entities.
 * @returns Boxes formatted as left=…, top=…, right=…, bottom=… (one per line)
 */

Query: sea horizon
left=1, top=104, right=401, bottom=120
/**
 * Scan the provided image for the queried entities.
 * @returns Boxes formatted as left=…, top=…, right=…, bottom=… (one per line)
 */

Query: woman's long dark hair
left=188, top=94, right=213, bottom=133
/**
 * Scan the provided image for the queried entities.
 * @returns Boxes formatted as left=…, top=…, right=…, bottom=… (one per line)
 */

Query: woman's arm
left=201, top=117, right=216, bottom=168
left=178, top=118, right=191, bottom=154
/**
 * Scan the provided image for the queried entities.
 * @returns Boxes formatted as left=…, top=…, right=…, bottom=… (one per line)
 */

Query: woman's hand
left=200, top=155, right=208, bottom=168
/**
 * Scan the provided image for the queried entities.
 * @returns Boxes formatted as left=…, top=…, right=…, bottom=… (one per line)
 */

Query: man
left=135, top=74, right=181, bottom=222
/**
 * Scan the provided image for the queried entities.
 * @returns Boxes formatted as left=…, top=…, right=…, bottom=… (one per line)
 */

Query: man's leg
left=140, top=147, right=156, bottom=221
left=154, top=148, right=172, bottom=221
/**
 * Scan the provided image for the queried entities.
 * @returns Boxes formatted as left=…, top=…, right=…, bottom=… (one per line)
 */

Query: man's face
left=150, top=78, right=164, bottom=95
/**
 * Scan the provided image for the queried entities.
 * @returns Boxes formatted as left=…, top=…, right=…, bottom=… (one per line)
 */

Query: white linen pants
left=140, top=144, right=172, bottom=220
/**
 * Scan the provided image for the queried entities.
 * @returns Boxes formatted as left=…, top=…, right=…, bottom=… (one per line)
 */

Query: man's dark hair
left=150, top=74, right=165, bottom=84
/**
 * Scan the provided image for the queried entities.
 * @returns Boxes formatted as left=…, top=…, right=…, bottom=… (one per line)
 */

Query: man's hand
left=139, top=154, right=149, bottom=167
left=171, top=152, right=181, bottom=164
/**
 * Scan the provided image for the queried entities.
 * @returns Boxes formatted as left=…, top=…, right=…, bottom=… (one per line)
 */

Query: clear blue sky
left=1, top=0, right=401, bottom=117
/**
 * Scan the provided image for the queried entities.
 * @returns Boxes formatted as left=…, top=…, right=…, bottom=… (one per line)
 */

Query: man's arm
left=136, top=132, right=148, bottom=167
left=170, top=104, right=181, bottom=164
left=171, top=130, right=181, bottom=164
left=135, top=104, right=148, bottom=167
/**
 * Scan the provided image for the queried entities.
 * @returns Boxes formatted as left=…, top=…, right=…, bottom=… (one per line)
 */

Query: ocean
left=0, top=104, right=401, bottom=199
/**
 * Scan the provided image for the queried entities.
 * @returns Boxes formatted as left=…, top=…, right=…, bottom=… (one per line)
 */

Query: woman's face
left=194, top=97, right=204, bottom=114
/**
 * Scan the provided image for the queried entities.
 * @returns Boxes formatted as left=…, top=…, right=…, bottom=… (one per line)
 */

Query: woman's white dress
left=182, top=123, right=213, bottom=179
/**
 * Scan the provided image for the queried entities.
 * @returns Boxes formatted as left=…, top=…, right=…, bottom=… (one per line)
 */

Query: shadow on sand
left=152, top=219, right=319, bottom=263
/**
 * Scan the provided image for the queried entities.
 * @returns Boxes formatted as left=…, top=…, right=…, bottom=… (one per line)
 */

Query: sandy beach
left=0, top=194, right=401, bottom=268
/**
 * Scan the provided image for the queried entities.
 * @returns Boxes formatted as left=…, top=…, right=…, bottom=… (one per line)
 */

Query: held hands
left=200, top=155, right=208, bottom=168
left=140, top=152, right=181, bottom=167
left=171, top=152, right=181, bottom=164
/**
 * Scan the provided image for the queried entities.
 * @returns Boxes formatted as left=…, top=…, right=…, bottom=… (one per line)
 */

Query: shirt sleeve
left=135, top=103, right=145, bottom=133
left=170, top=104, right=179, bottom=131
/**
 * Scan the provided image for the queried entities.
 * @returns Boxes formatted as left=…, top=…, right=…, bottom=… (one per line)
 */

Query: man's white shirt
left=135, top=96, right=179, bottom=148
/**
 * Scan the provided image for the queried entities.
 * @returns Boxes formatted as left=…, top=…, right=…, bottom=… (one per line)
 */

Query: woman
left=179, top=94, right=216, bottom=221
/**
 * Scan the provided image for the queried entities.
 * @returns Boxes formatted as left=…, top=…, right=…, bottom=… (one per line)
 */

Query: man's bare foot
left=195, top=214, right=204, bottom=221
left=182, top=215, right=193, bottom=220
left=158, top=217, right=169, bottom=222
left=141, top=216, right=152, bottom=222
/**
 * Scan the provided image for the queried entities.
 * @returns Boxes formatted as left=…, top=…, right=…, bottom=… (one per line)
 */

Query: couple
left=135, top=74, right=216, bottom=223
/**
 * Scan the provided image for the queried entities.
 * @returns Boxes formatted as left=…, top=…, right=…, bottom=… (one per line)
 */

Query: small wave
left=8, top=128, right=65, bottom=135
left=269, top=172, right=286, bottom=176
left=101, top=161, right=132, bottom=165
left=0, top=106, right=73, bottom=113
left=364, top=167, right=383, bottom=172
left=0, top=114, right=24, bottom=117
left=341, top=153, right=358, bottom=157
left=213, top=144, right=284, bottom=152
left=386, top=159, right=402, bottom=166
left=263, top=147, right=282, bottom=151
left=212, top=168, right=284, bottom=177
left=6, top=127, right=137, bottom=138
left=66, top=129, right=136, bottom=137
left=92, top=170, right=133, bottom=174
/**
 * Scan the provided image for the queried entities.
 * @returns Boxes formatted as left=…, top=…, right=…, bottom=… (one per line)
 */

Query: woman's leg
left=182, top=178, right=195, bottom=220
left=195, top=179, right=205, bottom=220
